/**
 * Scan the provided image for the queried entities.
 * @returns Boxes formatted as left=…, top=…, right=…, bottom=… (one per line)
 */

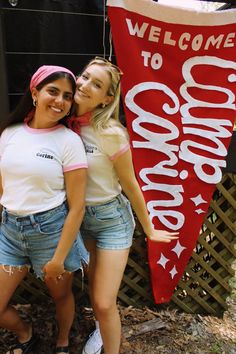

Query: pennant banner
left=107, top=0, right=236, bottom=303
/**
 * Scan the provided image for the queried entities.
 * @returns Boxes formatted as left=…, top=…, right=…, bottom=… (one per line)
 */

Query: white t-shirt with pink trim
left=0, top=123, right=88, bottom=215
left=80, top=125, right=130, bottom=205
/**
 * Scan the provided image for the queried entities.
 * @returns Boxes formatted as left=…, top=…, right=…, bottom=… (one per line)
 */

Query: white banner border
left=107, top=0, right=236, bottom=26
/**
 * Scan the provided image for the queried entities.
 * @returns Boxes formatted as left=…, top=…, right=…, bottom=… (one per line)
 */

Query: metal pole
left=0, top=9, right=9, bottom=119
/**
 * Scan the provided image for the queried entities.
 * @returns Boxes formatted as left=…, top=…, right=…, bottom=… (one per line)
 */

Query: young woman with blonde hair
left=67, top=57, right=179, bottom=354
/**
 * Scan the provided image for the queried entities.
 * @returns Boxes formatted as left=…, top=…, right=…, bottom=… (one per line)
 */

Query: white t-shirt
left=0, top=123, right=88, bottom=215
left=80, top=125, right=129, bottom=205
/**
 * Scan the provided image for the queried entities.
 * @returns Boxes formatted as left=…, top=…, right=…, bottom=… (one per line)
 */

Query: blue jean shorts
left=80, top=194, right=136, bottom=250
left=0, top=202, right=89, bottom=279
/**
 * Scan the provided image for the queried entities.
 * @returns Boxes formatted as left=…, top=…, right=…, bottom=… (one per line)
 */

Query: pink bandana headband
left=30, top=65, right=76, bottom=91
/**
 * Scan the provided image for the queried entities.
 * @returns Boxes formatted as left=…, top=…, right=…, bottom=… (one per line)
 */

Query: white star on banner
left=171, top=240, right=186, bottom=258
left=190, top=194, right=207, bottom=206
left=170, top=265, right=178, bottom=279
left=156, top=253, right=170, bottom=269
left=195, top=208, right=205, bottom=214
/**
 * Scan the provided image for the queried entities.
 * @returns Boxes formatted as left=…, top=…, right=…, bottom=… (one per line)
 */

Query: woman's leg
left=83, top=240, right=97, bottom=296
left=45, top=272, right=74, bottom=350
left=88, top=246, right=130, bottom=354
left=0, top=265, right=30, bottom=354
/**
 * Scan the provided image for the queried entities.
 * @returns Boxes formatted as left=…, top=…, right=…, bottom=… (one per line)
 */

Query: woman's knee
left=93, top=297, right=117, bottom=316
left=0, top=265, right=28, bottom=315
left=51, top=287, right=74, bottom=302
left=45, top=273, right=73, bottom=300
left=0, top=302, right=8, bottom=317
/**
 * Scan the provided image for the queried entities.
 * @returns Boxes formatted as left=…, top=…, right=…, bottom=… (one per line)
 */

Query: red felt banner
left=107, top=0, right=236, bottom=303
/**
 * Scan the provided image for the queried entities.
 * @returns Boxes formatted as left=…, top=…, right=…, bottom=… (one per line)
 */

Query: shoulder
left=58, top=125, right=83, bottom=142
left=101, top=123, right=128, bottom=139
left=98, top=124, right=130, bottom=157
left=1, top=123, right=23, bottom=138
left=57, top=126, right=85, bottom=153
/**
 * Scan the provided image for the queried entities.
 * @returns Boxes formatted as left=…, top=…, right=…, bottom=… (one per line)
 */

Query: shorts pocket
left=94, top=204, right=121, bottom=223
left=37, top=210, right=67, bottom=235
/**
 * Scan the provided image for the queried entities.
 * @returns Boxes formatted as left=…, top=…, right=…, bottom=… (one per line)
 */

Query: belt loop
left=116, top=194, right=122, bottom=204
left=91, top=206, right=95, bottom=215
left=29, top=214, right=36, bottom=226
left=1, top=208, right=7, bottom=223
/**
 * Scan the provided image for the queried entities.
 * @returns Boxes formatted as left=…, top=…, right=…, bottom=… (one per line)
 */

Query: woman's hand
left=43, top=260, right=65, bottom=282
left=146, top=230, right=179, bottom=243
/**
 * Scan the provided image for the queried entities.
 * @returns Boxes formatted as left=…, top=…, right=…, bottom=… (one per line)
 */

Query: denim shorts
left=0, top=202, right=89, bottom=279
left=80, top=194, right=136, bottom=250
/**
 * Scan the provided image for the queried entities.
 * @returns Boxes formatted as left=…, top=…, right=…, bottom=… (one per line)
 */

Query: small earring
left=33, top=99, right=37, bottom=107
left=101, top=103, right=106, bottom=108
left=66, top=111, right=71, bottom=117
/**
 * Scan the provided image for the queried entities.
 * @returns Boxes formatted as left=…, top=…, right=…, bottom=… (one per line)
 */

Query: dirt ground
left=0, top=300, right=235, bottom=354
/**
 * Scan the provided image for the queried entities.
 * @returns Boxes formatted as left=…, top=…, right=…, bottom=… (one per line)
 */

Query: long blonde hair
left=81, top=57, right=124, bottom=132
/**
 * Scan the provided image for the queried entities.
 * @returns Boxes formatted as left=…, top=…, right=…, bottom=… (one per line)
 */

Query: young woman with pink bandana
left=0, top=65, right=88, bottom=354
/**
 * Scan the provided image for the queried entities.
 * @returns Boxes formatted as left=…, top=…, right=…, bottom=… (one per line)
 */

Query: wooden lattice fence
left=12, top=173, right=236, bottom=315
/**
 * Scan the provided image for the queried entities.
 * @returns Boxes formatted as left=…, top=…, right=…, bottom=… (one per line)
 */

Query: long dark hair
left=0, top=72, right=76, bottom=134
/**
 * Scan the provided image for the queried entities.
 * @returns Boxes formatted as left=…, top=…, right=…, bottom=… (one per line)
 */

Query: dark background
left=0, top=0, right=111, bottom=111
left=0, top=0, right=235, bottom=171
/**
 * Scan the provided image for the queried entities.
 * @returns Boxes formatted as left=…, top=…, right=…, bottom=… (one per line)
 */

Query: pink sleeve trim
left=110, top=144, right=130, bottom=161
left=63, top=163, right=88, bottom=172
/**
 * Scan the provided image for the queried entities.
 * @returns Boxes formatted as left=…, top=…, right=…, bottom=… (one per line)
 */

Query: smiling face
left=74, top=64, right=114, bottom=115
left=31, top=77, right=74, bottom=127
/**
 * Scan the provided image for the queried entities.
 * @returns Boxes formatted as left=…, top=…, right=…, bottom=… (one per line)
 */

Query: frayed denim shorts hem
left=0, top=202, right=89, bottom=280
left=81, top=194, right=136, bottom=250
